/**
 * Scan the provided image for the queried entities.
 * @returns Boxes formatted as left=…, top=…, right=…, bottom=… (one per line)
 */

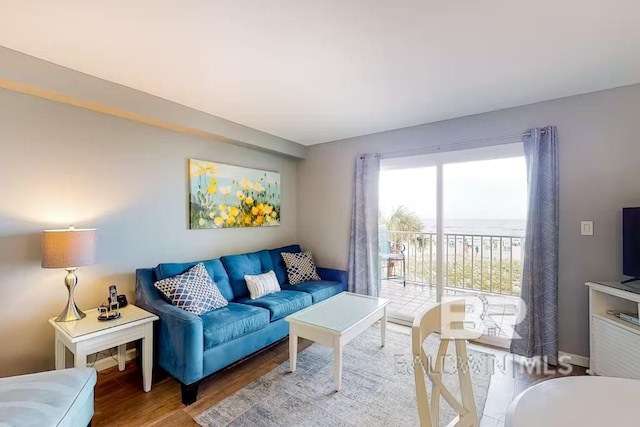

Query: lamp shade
left=41, top=227, right=97, bottom=268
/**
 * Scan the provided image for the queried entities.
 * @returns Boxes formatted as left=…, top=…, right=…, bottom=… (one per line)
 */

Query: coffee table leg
left=289, top=332, right=298, bottom=372
left=334, top=336, right=342, bottom=391
left=381, top=307, right=387, bottom=347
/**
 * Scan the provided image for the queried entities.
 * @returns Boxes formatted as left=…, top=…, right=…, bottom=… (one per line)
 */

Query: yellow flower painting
left=189, top=159, right=281, bottom=229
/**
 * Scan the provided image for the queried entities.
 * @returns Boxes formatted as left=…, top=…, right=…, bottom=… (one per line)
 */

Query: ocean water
left=421, top=218, right=525, bottom=237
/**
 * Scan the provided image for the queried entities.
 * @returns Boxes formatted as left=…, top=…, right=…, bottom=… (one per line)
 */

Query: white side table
left=49, top=304, right=158, bottom=392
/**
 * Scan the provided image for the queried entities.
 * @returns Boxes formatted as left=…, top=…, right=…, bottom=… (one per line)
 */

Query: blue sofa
left=135, top=244, right=347, bottom=404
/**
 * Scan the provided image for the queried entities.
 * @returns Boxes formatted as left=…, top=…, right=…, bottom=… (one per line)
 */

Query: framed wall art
left=189, top=159, right=281, bottom=229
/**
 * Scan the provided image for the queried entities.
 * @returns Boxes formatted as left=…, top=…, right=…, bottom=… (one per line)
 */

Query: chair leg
left=402, top=258, right=406, bottom=287
left=455, top=340, right=479, bottom=426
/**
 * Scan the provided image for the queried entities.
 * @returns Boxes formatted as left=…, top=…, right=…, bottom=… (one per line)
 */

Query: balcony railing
left=385, top=231, right=524, bottom=296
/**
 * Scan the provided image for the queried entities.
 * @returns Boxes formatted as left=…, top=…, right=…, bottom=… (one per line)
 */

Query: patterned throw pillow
left=281, top=251, right=321, bottom=285
left=154, top=263, right=228, bottom=315
left=244, top=270, right=281, bottom=300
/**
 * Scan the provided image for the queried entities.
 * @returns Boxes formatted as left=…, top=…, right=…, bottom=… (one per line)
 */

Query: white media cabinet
left=586, top=281, right=640, bottom=379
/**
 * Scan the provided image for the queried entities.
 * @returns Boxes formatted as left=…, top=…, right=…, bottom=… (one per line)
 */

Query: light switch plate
left=581, top=221, right=594, bottom=236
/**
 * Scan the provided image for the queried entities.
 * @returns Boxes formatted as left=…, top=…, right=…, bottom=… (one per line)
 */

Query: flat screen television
left=623, top=207, right=640, bottom=282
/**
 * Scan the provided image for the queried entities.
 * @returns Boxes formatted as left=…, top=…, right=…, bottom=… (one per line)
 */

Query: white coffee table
left=285, top=292, right=389, bottom=391
left=49, top=304, right=158, bottom=392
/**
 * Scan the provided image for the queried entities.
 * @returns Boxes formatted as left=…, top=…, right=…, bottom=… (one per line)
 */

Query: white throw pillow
left=244, top=270, right=281, bottom=300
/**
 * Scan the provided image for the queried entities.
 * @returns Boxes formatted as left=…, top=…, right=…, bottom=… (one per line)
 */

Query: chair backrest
left=379, top=224, right=392, bottom=256
left=412, top=301, right=479, bottom=427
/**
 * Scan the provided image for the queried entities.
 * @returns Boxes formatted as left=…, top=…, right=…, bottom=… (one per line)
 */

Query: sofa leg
left=181, top=382, right=199, bottom=405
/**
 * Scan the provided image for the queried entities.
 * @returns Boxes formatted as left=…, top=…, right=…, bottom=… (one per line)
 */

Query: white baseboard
left=93, top=348, right=137, bottom=372
left=559, top=351, right=590, bottom=368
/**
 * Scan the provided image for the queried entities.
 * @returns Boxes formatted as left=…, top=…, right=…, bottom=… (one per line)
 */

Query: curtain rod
left=366, top=129, right=545, bottom=160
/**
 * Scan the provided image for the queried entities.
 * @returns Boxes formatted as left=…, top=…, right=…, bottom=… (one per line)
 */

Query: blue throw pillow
left=154, top=263, right=228, bottom=315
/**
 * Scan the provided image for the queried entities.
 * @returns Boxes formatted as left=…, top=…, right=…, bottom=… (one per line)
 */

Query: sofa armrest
left=317, top=267, right=348, bottom=292
left=135, top=269, right=204, bottom=385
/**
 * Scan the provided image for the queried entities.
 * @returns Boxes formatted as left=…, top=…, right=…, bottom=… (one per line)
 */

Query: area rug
left=195, top=327, right=493, bottom=426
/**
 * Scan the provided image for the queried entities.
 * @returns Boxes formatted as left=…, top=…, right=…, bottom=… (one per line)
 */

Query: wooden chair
left=412, top=300, right=479, bottom=427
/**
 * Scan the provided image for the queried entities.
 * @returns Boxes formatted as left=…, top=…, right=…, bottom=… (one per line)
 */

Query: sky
left=379, top=156, right=527, bottom=220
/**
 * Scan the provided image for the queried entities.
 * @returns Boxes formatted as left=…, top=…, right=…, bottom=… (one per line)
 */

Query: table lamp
left=42, top=226, right=97, bottom=322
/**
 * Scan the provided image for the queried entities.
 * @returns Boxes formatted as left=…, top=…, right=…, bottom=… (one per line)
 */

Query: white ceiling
left=1, top=1, right=639, bottom=146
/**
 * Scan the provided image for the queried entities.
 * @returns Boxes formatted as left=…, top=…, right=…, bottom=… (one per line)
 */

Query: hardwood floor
left=93, top=328, right=585, bottom=427
left=93, top=339, right=313, bottom=427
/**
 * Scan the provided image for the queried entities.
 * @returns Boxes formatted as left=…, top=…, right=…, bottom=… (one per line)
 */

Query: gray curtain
left=511, top=126, right=559, bottom=365
left=348, top=153, right=380, bottom=296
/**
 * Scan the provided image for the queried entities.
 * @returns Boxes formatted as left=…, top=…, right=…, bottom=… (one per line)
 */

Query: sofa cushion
left=201, top=303, right=270, bottom=349
left=154, top=263, right=228, bottom=315
left=268, top=244, right=302, bottom=284
left=221, top=250, right=274, bottom=299
left=235, top=290, right=312, bottom=321
left=155, top=258, right=234, bottom=301
left=281, top=280, right=344, bottom=303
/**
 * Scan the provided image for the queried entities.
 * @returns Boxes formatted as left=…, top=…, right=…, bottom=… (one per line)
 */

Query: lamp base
left=55, top=304, right=86, bottom=322
left=55, top=268, right=86, bottom=322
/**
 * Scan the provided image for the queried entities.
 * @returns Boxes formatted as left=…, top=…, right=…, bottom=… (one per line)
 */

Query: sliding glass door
left=379, top=166, right=437, bottom=323
left=379, top=143, right=526, bottom=348
left=442, top=155, right=527, bottom=347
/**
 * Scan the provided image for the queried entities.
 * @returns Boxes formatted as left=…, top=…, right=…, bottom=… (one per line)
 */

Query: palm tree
left=384, top=205, right=424, bottom=243
left=385, top=205, right=423, bottom=232
left=381, top=206, right=424, bottom=278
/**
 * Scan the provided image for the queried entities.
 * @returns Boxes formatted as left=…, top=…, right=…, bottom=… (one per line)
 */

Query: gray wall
left=298, top=83, right=640, bottom=357
left=0, top=47, right=306, bottom=159
left=0, top=89, right=299, bottom=376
